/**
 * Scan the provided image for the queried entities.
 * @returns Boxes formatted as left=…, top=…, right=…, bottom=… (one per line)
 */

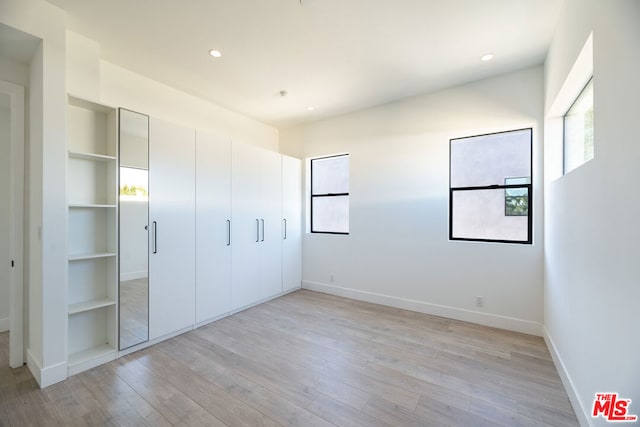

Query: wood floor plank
left=79, top=364, right=172, bottom=427
left=147, top=340, right=333, bottom=427
left=111, top=355, right=230, bottom=427
left=208, top=312, right=421, bottom=410
left=0, top=290, right=579, bottom=426
left=43, top=375, right=117, bottom=426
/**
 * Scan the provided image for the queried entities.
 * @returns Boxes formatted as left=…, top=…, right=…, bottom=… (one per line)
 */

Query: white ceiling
left=47, top=0, right=563, bottom=129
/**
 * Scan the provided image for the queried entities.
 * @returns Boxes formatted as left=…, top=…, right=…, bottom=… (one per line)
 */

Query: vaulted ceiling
left=47, top=0, right=563, bottom=128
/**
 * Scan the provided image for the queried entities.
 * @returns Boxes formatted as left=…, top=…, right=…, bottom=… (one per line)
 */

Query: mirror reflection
left=119, top=108, right=149, bottom=350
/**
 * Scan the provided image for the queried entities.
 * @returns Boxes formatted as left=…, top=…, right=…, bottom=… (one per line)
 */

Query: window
left=449, top=128, right=532, bottom=244
left=311, top=154, right=349, bottom=234
left=119, top=167, right=148, bottom=202
left=564, top=78, right=593, bottom=174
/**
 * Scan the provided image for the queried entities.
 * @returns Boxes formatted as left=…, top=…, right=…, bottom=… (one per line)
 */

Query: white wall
left=281, top=66, right=544, bottom=335
left=543, top=1, right=640, bottom=425
left=0, top=0, right=68, bottom=387
left=0, top=105, right=9, bottom=331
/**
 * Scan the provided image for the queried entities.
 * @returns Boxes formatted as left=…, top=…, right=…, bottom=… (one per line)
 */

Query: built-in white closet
left=282, top=155, right=302, bottom=292
left=148, top=117, right=196, bottom=340
left=195, top=130, right=232, bottom=323
left=66, top=107, right=302, bottom=377
left=231, top=142, right=283, bottom=310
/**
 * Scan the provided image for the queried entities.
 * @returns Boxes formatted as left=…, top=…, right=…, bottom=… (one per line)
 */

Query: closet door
left=258, top=150, right=283, bottom=300
left=231, top=142, right=261, bottom=309
left=195, top=130, right=232, bottom=323
left=282, top=155, right=302, bottom=292
left=149, top=117, right=196, bottom=339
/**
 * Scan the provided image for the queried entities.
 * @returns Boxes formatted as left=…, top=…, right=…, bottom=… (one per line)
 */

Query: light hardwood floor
left=0, top=290, right=578, bottom=426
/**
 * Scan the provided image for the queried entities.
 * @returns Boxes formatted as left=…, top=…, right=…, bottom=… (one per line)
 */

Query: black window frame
left=310, top=153, right=349, bottom=235
left=449, top=128, right=533, bottom=245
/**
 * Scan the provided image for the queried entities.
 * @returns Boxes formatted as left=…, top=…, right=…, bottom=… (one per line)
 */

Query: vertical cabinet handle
left=152, top=221, right=158, bottom=254
left=227, top=219, right=231, bottom=246
left=256, top=219, right=260, bottom=242
left=261, top=219, right=265, bottom=242
left=283, top=218, right=287, bottom=240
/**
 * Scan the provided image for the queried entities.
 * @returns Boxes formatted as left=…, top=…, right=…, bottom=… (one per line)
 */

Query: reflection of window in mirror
left=120, top=167, right=148, bottom=201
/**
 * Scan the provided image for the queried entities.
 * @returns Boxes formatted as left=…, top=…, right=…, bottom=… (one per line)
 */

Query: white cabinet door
left=149, top=117, right=196, bottom=340
left=231, top=142, right=261, bottom=310
left=195, top=130, right=232, bottom=323
left=282, top=155, right=302, bottom=292
left=258, top=150, right=282, bottom=300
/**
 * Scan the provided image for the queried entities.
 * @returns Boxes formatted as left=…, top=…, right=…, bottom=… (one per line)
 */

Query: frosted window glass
left=452, top=188, right=529, bottom=242
left=312, top=155, right=349, bottom=195
left=312, top=196, right=349, bottom=234
left=451, top=129, right=531, bottom=188
left=564, top=79, right=594, bottom=174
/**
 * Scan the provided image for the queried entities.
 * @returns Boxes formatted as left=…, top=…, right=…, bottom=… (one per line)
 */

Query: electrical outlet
left=475, top=296, right=484, bottom=307
left=330, top=274, right=335, bottom=282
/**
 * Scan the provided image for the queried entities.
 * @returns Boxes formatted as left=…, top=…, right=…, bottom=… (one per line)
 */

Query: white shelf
left=68, top=151, right=116, bottom=162
left=67, top=96, right=118, bottom=377
left=68, top=252, right=117, bottom=262
left=67, top=345, right=117, bottom=373
left=68, top=298, right=117, bottom=315
left=69, top=203, right=117, bottom=208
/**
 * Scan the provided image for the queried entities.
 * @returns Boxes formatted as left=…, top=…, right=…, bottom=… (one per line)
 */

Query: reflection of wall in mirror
left=120, top=200, right=148, bottom=281
left=120, top=132, right=148, bottom=169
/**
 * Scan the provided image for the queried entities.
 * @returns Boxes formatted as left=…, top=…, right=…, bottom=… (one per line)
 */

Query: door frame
left=1, top=79, right=25, bottom=368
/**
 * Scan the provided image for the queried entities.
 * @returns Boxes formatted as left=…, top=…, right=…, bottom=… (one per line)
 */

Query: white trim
left=302, top=280, right=543, bottom=336
left=27, top=349, right=67, bottom=388
left=27, top=349, right=42, bottom=385
left=118, top=325, right=193, bottom=358
left=0, top=317, right=8, bottom=332
left=543, top=327, right=592, bottom=427
left=0, top=79, right=25, bottom=369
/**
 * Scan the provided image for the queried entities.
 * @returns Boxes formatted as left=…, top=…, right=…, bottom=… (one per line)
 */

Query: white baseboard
left=120, top=271, right=148, bottom=282
left=0, top=317, right=8, bottom=332
left=543, top=327, right=592, bottom=427
left=27, top=349, right=67, bottom=388
left=302, top=281, right=543, bottom=336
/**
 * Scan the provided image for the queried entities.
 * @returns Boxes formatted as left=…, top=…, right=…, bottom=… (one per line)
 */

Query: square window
left=450, top=128, right=532, bottom=244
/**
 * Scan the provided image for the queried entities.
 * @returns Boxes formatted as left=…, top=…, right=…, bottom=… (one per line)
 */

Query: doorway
left=0, top=79, right=25, bottom=368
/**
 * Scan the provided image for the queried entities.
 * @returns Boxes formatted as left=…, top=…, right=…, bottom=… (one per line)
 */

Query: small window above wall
left=311, top=154, right=349, bottom=234
left=564, top=78, right=594, bottom=174
left=449, top=128, right=532, bottom=244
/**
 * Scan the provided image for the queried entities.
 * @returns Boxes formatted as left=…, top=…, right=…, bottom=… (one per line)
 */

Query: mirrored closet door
left=118, top=109, right=150, bottom=350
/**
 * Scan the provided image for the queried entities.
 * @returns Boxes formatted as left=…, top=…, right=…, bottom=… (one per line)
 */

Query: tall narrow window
left=311, top=154, right=349, bottom=234
left=564, top=78, right=594, bottom=174
left=450, top=128, right=532, bottom=244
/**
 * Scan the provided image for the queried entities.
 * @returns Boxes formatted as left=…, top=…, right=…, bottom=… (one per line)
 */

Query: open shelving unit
left=67, top=95, right=118, bottom=376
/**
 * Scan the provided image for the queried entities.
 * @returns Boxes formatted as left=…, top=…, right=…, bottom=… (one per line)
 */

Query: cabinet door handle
left=152, top=221, right=158, bottom=254
left=256, top=219, right=260, bottom=242
left=227, top=219, right=231, bottom=246
left=261, top=219, right=265, bottom=242
left=283, top=218, right=287, bottom=240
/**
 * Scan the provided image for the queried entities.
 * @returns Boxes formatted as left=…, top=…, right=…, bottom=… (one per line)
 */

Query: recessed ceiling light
left=209, top=49, right=222, bottom=58
left=480, top=53, right=494, bottom=62
left=307, top=106, right=314, bottom=111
